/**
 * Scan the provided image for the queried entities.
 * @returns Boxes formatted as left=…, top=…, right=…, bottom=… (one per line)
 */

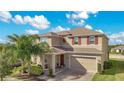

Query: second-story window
left=89, top=36, right=95, bottom=44
left=74, top=36, right=78, bottom=44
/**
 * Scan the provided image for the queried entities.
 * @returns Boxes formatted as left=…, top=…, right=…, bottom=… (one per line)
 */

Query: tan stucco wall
left=59, top=36, right=103, bottom=51
left=64, top=54, right=69, bottom=67
left=55, top=55, right=60, bottom=67
left=101, top=36, right=109, bottom=62
left=45, top=55, right=52, bottom=68
left=40, top=37, right=63, bottom=47
left=51, top=37, right=62, bottom=46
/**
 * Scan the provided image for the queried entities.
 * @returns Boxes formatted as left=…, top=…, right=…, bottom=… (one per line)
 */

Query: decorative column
left=58, top=55, right=60, bottom=66
left=52, top=54, right=56, bottom=75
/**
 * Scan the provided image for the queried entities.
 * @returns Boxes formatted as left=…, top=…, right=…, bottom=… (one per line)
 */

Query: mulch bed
left=16, top=73, right=46, bottom=81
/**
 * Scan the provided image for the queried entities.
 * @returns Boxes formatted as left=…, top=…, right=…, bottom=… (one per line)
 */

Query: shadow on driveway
left=38, top=68, right=95, bottom=81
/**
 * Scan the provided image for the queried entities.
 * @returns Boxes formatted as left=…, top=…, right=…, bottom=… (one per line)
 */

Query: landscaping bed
left=16, top=74, right=46, bottom=81
left=11, top=64, right=45, bottom=81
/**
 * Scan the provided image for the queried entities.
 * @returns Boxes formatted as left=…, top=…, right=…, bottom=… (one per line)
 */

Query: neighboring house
left=111, top=46, right=124, bottom=53
left=32, top=28, right=109, bottom=75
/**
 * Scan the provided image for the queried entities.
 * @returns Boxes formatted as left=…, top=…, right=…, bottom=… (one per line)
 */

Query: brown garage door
left=71, top=56, right=97, bottom=74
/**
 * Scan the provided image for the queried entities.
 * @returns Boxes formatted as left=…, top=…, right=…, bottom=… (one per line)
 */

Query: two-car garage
left=70, top=55, right=98, bottom=74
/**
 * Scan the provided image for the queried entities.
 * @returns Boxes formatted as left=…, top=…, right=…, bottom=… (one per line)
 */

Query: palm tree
left=8, top=34, right=50, bottom=75
left=8, top=34, right=29, bottom=73
left=0, top=45, right=11, bottom=81
left=8, top=34, right=19, bottom=42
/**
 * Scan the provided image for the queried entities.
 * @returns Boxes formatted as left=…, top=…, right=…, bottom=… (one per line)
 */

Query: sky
left=0, top=11, right=124, bottom=45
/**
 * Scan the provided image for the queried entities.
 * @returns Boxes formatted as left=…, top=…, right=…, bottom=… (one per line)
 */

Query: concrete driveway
left=38, top=68, right=95, bottom=81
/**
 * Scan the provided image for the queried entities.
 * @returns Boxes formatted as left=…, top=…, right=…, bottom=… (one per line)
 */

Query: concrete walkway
left=38, top=69, right=95, bottom=81
left=3, top=69, right=94, bottom=81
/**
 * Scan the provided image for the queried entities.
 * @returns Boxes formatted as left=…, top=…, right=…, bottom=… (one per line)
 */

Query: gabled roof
left=56, top=28, right=103, bottom=36
left=39, top=28, right=108, bottom=39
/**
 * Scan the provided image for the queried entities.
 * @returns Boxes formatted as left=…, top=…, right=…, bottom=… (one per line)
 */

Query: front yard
left=92, top=58, right=124, bottom=81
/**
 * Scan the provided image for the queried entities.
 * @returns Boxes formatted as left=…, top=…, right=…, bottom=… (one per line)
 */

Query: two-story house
left=32, top=28, right=109, bottom=75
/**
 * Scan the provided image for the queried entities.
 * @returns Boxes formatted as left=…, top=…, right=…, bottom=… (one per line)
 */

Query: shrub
left=30, top=64, right=43, bottom=76
left=11, top=64, right=43, bottom=76
left=97, top=63, right=102, bottom=73
left=11, top=67, right=22, bottom=76
left=103, top=61, right=112, bottom=70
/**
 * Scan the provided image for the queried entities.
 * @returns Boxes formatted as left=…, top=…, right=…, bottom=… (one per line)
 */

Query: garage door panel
left=71, top=57, right=87, bottom=74
left=71, top=56, right=97, bottom=73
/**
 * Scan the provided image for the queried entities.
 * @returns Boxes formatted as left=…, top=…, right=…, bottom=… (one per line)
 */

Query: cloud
left=24, top=16, right=32, bottom=23
left=26, top=29, right=39, bottom=34
left=73, top=20, right=85, bottom=26
left=12, top=14, right=50, bottom=29
left=66, top=11, right=98, bottom=20
left=66, top=14, right=71, bottom=19
left=85, top=24, right=93, bottom=30
left=0, top=11, right=50, bottom=30
left=51, top=26, right=70, bottom=32
left=72, top=12, right=89, bottom=19
left=88, top=11, right=98, bottom=14
left=0, top=11, right=12, bottom=22
left=66, top=11, right=98, bottom=26
left=109, top=32, right=124, bottom=44
left=12, top=15, right=25, bottom=24
left=28, top=15, right=50, bottom=30
left=95, top=29, right=104, bottom=33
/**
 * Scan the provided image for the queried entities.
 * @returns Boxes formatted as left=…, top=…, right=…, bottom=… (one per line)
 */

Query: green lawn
left=92, top=58, right=124, bottom=81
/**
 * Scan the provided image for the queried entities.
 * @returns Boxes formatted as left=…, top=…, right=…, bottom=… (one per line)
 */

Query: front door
left=60, top=54, right=64, bottom=66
